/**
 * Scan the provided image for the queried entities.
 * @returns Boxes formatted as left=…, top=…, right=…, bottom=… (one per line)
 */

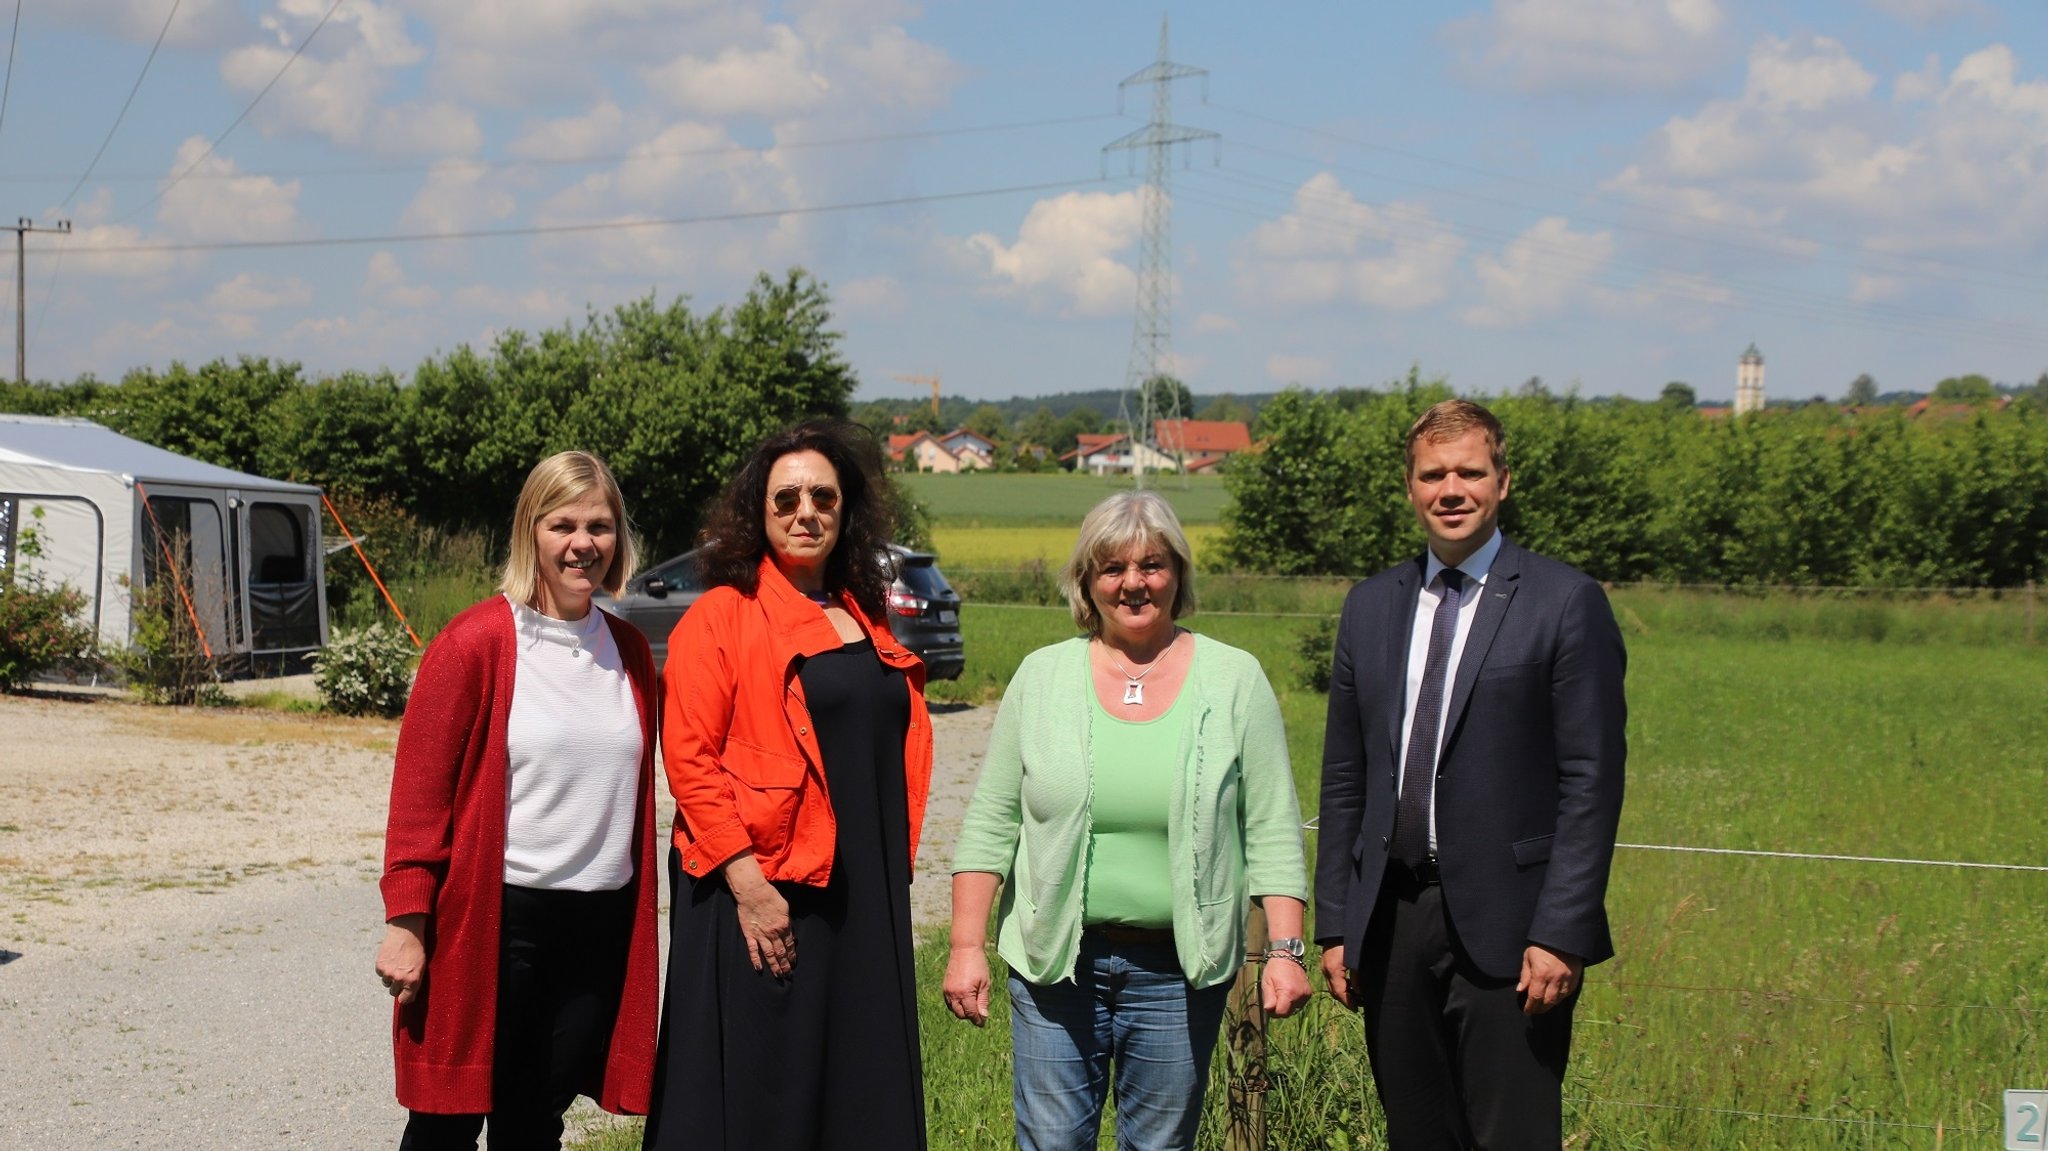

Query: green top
left=1082, top=690, right=1185, bottom=929
left=952, top=635, right=1309, bottom=990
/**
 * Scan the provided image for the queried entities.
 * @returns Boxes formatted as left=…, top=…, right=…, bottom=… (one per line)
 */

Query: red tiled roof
left=1153, top=419, right=1251, bottom=454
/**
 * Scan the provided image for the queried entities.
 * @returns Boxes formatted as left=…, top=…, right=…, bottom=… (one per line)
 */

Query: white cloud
left=1448, top=0, right=1729, bottom=96
left=1851, top=273, right=1908, bottom=301
left=646, top=25, right=831, bottom=118
left=1465, top=217, right=1616, bottom=327
left=155, top=138, right=304, bottom=242
left=1615, top=37, right=2048, bottom=254
left=205, top=273, right=314, bottom=312
left=1190, top=312, right=1238, bottom=335
left=1233, top=173, right=1462, bottom=310
left=837, top=275, right=908, bottom=317
left=509, top=102, right=631, bottom=161
left=451, top=284, right=579, bottom=324
left=1266, top=353, right=1330, bottom=384
left=961, top=191, right=1142, bottom=317
left=402, top=163, right=519, bottom=235
left=219, top=0, right=482, bottom=154
left=37, top=0, right=240, bottom=46
left=363, top=252, right=440, bottom=309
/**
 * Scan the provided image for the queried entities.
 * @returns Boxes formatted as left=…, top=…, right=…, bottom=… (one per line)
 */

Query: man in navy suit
left=1314, top=398, right=1626, bottom=1150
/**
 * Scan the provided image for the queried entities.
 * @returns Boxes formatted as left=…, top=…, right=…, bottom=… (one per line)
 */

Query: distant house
left=1153, top=418, right=1252, bottom=473
left=937, top=429, right=996, bottom=471
left=1061, top=433, right=1181, bottom=476
left=887, top=428, right=994, bottom=472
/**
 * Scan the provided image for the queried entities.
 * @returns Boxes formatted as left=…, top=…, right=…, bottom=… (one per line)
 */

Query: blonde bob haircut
left=1058, top=490, right=1198, bottom=636
left=500, top=450, right=638, bottom=609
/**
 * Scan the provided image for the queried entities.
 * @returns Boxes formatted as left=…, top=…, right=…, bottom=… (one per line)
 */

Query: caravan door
left=239, top=497, right=323, bottom=652
left=137, top=485, right=238, bottom=655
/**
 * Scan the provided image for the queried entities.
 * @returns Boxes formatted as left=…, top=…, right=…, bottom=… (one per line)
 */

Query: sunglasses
left=769, top=484, right=841, bottom=516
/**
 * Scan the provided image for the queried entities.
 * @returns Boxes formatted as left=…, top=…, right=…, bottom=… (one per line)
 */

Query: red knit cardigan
left=380, top=595, right=661, bottom=1115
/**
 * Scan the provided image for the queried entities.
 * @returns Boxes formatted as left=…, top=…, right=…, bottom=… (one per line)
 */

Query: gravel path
left=0, top=692, right=996, bottom=1149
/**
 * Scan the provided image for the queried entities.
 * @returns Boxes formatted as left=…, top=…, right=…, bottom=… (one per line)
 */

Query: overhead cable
left=115, top=0, right=347, bottom=225
left=70, top=174, right=1116, bottom=254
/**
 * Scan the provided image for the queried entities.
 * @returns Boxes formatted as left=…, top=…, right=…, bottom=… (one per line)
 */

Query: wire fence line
left=947, top=568, right=2042, bottom=597
left=1601, top=979, right=2036, bottom=1014
left=1616, top=841, right=2048, bottom=872
left=1574, top=1096, right=1988, bottom=1136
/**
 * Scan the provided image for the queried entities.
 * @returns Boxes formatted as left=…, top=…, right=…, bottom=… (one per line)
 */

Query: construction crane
left=894, top=373, right=941, bottom=420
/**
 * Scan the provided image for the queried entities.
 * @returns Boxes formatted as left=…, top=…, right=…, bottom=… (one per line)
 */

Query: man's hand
left=1517, top=943, right=1583, bottom=1015
left=1319, top=943, right=1356, bottom=1010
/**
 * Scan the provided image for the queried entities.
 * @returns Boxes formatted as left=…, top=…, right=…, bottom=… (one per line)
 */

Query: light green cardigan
left=951, top=634, right=1308, bottom=989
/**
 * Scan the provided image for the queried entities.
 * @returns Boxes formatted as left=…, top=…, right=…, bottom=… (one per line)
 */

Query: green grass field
left=574, top=598, right=2047, bottom=1149
left=901, top=471, right=1233, bottom=527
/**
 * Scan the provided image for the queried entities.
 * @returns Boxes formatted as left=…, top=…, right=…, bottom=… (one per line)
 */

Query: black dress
left=645, top=640, right=926, bottom=1151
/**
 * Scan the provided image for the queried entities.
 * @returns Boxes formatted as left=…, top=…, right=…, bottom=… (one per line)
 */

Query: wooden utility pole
left=9, top=217, right=71, bottom=384
left=894, top=373, right=941, bottom=420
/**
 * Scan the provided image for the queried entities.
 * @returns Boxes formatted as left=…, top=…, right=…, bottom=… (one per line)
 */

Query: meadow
left=572, top=593, right=2045, bottom=1150
left=348, top=472, right=2040, bottom=1149
left=899, top=471, right=1232, bottom=527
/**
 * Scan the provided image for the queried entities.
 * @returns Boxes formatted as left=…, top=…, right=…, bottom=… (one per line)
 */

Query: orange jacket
left=661, top=556, right=933, bottom=887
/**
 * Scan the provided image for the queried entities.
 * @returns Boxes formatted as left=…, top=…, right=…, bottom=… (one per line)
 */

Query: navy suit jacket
left=1313, top=537, right=1627, bottom=979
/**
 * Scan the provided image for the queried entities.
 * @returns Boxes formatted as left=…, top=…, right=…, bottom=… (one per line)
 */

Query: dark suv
left=599, top=544, right=964, bottom=680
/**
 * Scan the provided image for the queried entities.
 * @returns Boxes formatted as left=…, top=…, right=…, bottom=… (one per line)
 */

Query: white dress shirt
left=1397, top=529, right=1504, bottom=854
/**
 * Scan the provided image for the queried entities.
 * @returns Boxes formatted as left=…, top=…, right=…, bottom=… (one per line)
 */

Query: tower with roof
left=1735, top=342, right=1766, bottom=416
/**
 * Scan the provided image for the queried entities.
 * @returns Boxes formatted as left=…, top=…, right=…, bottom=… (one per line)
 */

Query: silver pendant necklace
left=1105, top=634, right=1178, bottom=706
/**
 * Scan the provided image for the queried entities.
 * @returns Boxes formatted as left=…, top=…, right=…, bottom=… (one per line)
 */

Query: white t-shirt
left=502, top=595, right=644, bottom=891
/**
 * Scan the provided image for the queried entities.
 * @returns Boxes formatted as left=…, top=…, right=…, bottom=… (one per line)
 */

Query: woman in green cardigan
left=943, top=490, right=1310, bottom=1151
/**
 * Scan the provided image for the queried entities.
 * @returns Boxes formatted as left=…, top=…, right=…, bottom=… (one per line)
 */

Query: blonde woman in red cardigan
left=376, top=451, right=661, bottom=1150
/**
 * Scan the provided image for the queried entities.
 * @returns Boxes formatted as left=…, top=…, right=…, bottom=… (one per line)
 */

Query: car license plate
left=938, top=610, right=956, bottom=623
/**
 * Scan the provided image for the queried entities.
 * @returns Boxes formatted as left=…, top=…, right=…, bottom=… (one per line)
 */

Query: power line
left=1171, top=169, right=2048, bottom=355
left=115, top=0, right=346, bottom=226
left=1206, top=100, right=2048, bottom=296
left=0, top=112, right=1120, bottom=187
left=61, top=0, right=184, bottom=207
left=69, top=174, right=1115, bottom=255
left=0, top=0, right=19, bottom=146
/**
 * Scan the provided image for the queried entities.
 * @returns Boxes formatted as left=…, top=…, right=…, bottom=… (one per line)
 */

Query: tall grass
left=901, top=472, right=1233, bottom=527
left=565, top=593, right=2044, bottom=1150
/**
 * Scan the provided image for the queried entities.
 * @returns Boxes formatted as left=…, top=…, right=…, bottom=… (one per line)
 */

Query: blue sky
left=5, top=0, right=2045, bottom=404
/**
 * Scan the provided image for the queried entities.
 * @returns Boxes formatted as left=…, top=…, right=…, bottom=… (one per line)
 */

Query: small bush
left=0, top=513, right=98, bottom=692
left=1293, top=616, right=1338, bottom=694
left=112, top=572, right=226, bottom=706
left=313, top=622, right=417, bottom=717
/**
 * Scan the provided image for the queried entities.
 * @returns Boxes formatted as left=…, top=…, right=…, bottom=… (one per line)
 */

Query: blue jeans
left=1007, top=931, right=1232, bottom=1151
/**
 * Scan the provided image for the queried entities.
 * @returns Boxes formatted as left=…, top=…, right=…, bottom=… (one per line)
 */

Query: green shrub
left=1292, top=616, right=1337, bottom=694
left=111, top=572, right=226, bottom=706
left=0, top=512, right=97, bottom=691
left=312, top=622, right=418, bottom=716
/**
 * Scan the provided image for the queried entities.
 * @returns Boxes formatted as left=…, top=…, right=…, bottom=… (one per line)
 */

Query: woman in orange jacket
left=643, top=421, right=933, bottom=1151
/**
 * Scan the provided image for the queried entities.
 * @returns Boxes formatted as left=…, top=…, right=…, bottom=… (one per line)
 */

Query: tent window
left=249, top=503, right=309, bottom=583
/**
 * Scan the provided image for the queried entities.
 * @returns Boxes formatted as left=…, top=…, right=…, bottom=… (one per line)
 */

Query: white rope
left=1576, top=1096, right=1985, bottom=1134
left=1616, top=842, right=2048, bottom=872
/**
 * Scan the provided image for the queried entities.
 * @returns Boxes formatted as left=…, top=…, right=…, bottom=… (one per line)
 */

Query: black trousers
left=1356, top=871, right=1575, bottom=1151
left=399, top=884, right=633, bottom=1151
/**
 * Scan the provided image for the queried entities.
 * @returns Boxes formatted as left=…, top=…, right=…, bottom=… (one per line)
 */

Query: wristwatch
left=1264, top=937, right=1307, bottom=968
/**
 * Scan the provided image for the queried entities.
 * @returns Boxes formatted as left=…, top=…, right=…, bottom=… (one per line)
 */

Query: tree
left=1196, top=394, right=1255, bottom=425
left=1139, top=374, right=1195, bottom=423
left=1931, top=374, right=1997, bottom=404
left=1659, top=381, right=1697, bottom=410
left=1845, top=373, right=1878, bottom=406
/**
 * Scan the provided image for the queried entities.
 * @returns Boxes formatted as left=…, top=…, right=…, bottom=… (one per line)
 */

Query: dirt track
left=0, top=691, right=994, bottom=1149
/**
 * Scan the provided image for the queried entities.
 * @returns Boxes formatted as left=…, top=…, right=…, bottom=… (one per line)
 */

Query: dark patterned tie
left=1393, top=568, right=1464, bottom=870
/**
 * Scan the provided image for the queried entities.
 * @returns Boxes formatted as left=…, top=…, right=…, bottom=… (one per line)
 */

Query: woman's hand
left=723, top=856, right=796, bottom=977
left=1261, top=954, right=1313, bottom=1018
left=376, top=914, right=428, bottom=1005
left=942, top=945, right=993, bottom=1026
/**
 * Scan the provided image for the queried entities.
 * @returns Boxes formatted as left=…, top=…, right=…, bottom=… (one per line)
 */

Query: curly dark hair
left=695, top=420, right=894, bottom=618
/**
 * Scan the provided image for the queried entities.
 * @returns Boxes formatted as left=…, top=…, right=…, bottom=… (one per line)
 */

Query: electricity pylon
left=1103, top=16, right=1215, bottom=485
